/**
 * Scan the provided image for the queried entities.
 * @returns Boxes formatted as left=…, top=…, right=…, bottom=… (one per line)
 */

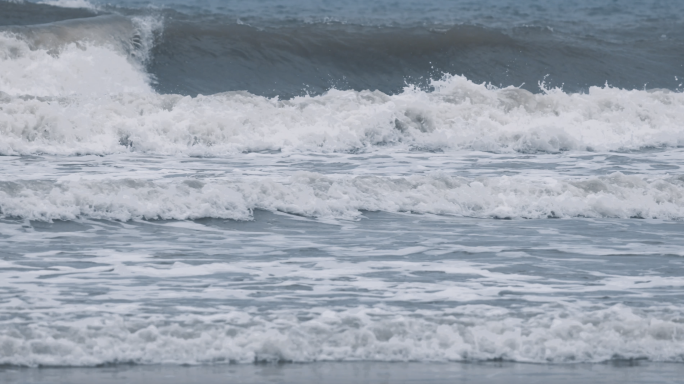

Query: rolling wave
left=1, top=75, right=683, bottom=156
left=2, top=304, right=683, bottom=366
left=2, top=1, right=683, bottom=97
left=2, top=172, right=683, bottom=221
left=0, top=14, right=161, bottom=96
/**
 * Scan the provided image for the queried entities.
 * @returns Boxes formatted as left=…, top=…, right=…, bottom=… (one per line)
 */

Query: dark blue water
left=3, top=0, right=683, bottom=97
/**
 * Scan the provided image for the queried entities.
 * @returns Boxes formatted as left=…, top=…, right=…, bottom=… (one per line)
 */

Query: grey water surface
left=1, top=0, right=684, bottom=382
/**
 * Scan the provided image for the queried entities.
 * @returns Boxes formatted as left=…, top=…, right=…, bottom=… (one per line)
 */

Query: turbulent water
left=1, top=0, right=684, bottom=369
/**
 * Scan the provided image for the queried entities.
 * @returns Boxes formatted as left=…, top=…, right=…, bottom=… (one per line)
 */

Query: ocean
left=1, top=0, right=683, bottom=382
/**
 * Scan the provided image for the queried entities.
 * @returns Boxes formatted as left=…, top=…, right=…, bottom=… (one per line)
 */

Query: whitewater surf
left=1, top=1, right=683, bottom=382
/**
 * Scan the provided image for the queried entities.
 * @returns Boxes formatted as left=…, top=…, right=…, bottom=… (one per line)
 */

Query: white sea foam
left=1, top=74, right=683, bottom=155
left=0, top=304, right=683, bottom=366
left=0, top=37, right=151, bottom=96
left=0, top=15, right=160, bottom=97
left=2, top=215, right=683, bottom=366
left=1, top=172, right=683, bottom=221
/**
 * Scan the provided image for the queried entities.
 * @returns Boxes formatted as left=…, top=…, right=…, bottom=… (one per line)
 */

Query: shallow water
left=3, top=361, right=684, bottom=384
left=2, top=211, right=684, bottom=365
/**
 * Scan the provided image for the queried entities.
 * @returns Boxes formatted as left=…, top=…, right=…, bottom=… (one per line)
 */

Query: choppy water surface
left=1, top=0, right=684, bottom=374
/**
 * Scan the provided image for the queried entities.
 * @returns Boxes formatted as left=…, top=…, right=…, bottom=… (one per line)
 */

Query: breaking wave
left=0, top=14, right=160, bottom=96
left=1, top=75, right=683, bottom=156
left=2, top=172, right=684, bottom=221
left=1, top=304, right=683, bottom=366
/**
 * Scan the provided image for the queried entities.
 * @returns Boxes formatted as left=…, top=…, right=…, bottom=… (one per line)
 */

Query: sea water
left=1, top=0, right=683, bottom=382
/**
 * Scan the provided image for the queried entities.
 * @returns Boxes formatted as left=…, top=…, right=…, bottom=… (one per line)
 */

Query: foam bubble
left=0, top=36, right=151, bottom=97
left=1, top=76, right=683, bottom=155
left=1, top=304, right=682, bottom=366
left=0, top=15, right=160, bottom=97
left=1, top=172, right=683, bottom=221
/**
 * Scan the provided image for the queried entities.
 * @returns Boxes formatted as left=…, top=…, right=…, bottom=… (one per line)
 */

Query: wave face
left=3, top=0, right=684, bottom=97
left=0, top=0, right=96, bottom=26
left=1, top=0, right=684, bottom=370
left=146, top=18, right=684, bottom=98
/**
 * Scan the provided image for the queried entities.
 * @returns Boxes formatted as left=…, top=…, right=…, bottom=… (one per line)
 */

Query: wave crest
left=0, top=14, right=161, bottom=96
left=1, top=304, right=683, bottom=366
left=1, top=76, right=683, bottom=155
left=2, top=172, right=683, bottom=221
